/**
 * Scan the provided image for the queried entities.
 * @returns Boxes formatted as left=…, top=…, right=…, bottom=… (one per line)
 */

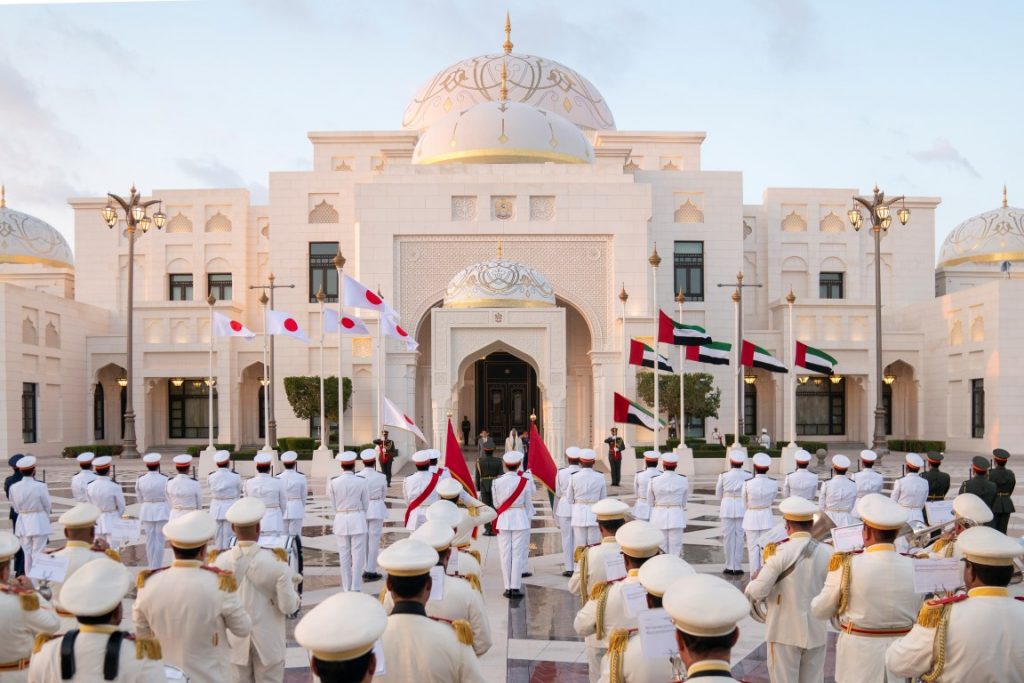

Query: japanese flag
left=342, top=273, right=398, bottom=319
left=212, top=312, right=255, bottom=339
left=381, top=315, right=419, bottom=352
left=382, top=395, right=426, bottom=442
left=266, top=310, right=310, bottom=343
left=323, top=308, right=370, bottom=336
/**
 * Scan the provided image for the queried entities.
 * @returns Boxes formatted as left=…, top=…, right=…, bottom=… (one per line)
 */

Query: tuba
left=748, top=517, right=832, bottom=624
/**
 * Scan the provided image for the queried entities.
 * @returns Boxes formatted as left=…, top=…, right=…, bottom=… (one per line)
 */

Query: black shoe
left=483, top=530, right=496, bottom=537
left=521, top=572, right=532, bottom=578
left=364, top=572, right=382, bottom=582
left=562, top=570, right=574, bottom=577
left=503, top=589, right=512, bottom=598
left=510, top=589, right=525, bottom=598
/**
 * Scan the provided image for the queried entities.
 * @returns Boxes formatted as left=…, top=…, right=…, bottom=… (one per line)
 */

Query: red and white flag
left=323, top=308, right=370, bottom=336
left=381, top=314, right=419, bottom=351
left=382, top=395, right=426, bottom=442
left=266, top=310, right=310, bottom=343
left=212, top=312, right=255, bottom=339
left=342, top=273, right=398, bottom=319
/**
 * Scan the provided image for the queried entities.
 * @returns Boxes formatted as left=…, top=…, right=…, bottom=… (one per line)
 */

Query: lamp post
left=101, top=186, right=166, bottom=458
left=676, top=289, right=685, bottom=444
left=848, top=186, right=911, bottom=453
left=786, top=287, right=796, bottom=447
left=649, top=246, right=661, bottom=451
left=334, top=248, right=346, bottom=451
left=249, top=273, right=295, bottom=449
left=206, top=293, right=217, bottom=452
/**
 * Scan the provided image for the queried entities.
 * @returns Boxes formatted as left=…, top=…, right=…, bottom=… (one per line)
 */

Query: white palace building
left=2, top=22, right=1023, bottom=461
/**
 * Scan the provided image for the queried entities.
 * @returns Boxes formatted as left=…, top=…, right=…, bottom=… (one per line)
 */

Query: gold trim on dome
left=939, top=251, right=1024, bottom=268
left=415, top=147, right=590, bottom=165
left=0, top=254, right=74, bottom=269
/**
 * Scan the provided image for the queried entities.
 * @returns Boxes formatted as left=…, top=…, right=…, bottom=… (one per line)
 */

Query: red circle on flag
left=341, top=317, right=355, bottom=329
left=229, top=320, right=243, bottom=332
left=284, top=318, right=298, bottom=332
left=404, top=415, right=414, bottom=425
left=396, top=325, right=408, bottom=337
left=365, top=291, right=383, bottom=306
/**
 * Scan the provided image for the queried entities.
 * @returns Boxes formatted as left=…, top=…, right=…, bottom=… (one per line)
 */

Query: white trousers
left=283, top=517, right=302, bottom=536
left=231, top=642, right=283, bottom=683
left=557, top=515, right=574, bottom=570
left=722, top=517, right=745, bottom=571
left=835, top=632, right=902, bottom=683
left=746, top=528, right=771, bottom=574
left=364, top=519, right=383, bottom=573
left=767, top=642, right=825, bottom=683
left=142, top=521, right=166, bottom=569
left=19, top=535, right=46, bottom=576
left=336, top=533, right=367, bottom=592
left=572, top=525, right=600, bottom=553
left=211, top=519, right=232, bottom=551
left=587, top=645, right=607, bottom=683
left=660, top=528, right=684, bottom=558
left=498, top=529, right=529, bottom=590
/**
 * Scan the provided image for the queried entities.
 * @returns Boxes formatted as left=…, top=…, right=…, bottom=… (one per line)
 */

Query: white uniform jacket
left=328, top=471, right=369, bottom=535
left=782, top=468, right=819, bottom=500
left=383, top=573, right=492, bottom=656
left=165, top=474, right=201, bottom=519
left=135, top=471, right=170, bottom=523
left=632, top=467, right=660, bottom=520
left=491, top=471, right=534, bottom=532
left=575, top=570, right=641, bottom=648
left=0, top=587, right=59, bottom=673
left=70, top=470, right=97, bottom=503
left=890, top=473, right=928, bottom=524
left=10, top=477, right=52, bottom=537
left=818, top=475, right=858, bottom=527
left=646, top=471, right=688, bottom=530
left=742, top=474, right=778, bottom=531
left=403, top=470, right=440, bottom=530
left=244, top=473, right=287, bottom=534
left=86, top=476, right=124, bottom=536
left=554, top=464, right=580, bottom=517
left=358, top=467, right=389, bottom=521
left=567, top=538, right=620, bottom=601
left=276, top=469, right=308, bottom=522
left=566, top=468, right=606, bottom=527
left=376, top=605, right=485, bottom=683
left=29, top=624, right=166, bottom=683
left=207, top=468, right=242, bottom=521
left=716, top=468, right=751, bottom=518
left=852, top=468, right=884, bottom=502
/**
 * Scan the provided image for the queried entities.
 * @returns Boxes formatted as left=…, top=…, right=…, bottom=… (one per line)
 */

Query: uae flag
left=628, top=339, right=673, bottom=372
left=613, top=392, right=666, bottom=431
left=658, top=310, right=711, bottom=346
left=795, top=342, right=837, bottom=375
left=740, top=340, right=787, bottom=373
left=212, top=312, right=255, bottom=339
left=685, top=341, right=731, bottom=366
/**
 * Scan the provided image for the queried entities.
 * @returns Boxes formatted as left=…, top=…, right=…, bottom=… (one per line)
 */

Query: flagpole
left=676, top=290, right=685, bottom=446
left=376, top=286, right=385, bottom=441
left=260, top=292, right=270, bottom=451
left=316, top=285, right=327, bottom=450
left=649, top=247, right=661, bottom=451
left=619, top=284, right=629, bottom=396
left=334, top=250, right=346, bottom=452
left=786, top=288, right=796, bottom=447
left=732, top=282, right=741, bottom=446
left=207, top=294, right=216, bottom=451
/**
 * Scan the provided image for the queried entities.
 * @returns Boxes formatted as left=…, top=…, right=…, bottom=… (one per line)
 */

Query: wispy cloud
left=748, top=0, right=818, bottom=69
left=909, top=138, right=980, bottom=178
left=176, top=157, right=268, bottom=203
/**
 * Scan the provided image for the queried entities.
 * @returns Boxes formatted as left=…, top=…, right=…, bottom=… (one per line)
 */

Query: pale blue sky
left=1, top=0, right=1020, bottom=257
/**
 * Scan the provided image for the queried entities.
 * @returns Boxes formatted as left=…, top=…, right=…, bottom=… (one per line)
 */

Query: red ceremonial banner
left=444, top=418, right=477, bottom=498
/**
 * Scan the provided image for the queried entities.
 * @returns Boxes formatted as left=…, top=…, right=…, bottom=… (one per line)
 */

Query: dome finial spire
left=499, top=61, right=508, bottom=102
left=0, top=184, right=5, bottom=209
left=503, top=11, right=513, bottom=54
left=1003, top=183, right=1008, bottom=208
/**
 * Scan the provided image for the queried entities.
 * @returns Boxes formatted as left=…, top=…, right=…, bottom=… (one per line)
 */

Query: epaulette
left=104, top=548, right=122, bottom=563
left=574, top=543, right=597, bottom=563
left=271, top=547, right=288, bottom=563
left=450, top=619, right=474, bottom=647
left=207, top=549, right=221, bottom=564
left=378, top=586, right=388, bottom=604
left=932, top=538, right=948, bottom=552
left=0, top=585, right=40, bottom=611
left=915, top=593, right=966, bottom=629
left=589, top=581, right=608, bottom=601
left=827, top=549, right=861, bottom=572
left=200, top=565, right=238, bottom=593
left=607, top=628, right=636, bottom=683
left=926, top=593, right=969, bottom=608
left=33, top=633, right=58, bottom=654
left=463, top=548, right=481, bottom=566
left=762, top=538, right=789, bottom=563
left=127, top=635, right=162, bottom=661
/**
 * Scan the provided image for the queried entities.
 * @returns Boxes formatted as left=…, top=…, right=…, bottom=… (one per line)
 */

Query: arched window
left=94, top=384, right=105, bottom=441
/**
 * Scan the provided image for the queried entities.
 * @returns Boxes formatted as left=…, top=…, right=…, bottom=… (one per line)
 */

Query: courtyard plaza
left=4, top=448, right=1020, bottom=683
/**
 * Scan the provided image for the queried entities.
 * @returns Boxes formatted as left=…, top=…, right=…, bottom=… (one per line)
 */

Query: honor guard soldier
left=29, top=559, right=163, bottom=683
left=133, top=511, right=252, bottom=683
left=959, top=455, right=998, bottom=510
left=376, top=539, right=485, bottom=682
left=208, top=450, right=241, bottom=551
left=663, top=574, right=749, bottom=682
left=989, top=448, right=1015, bottom=533
left=715, top=451, right=751, bottom=575
left=568, top=499, right=629, bottom=605
left=245, top=453, right=287, bottom=535
left=783, top=449, right=818, bottom=501
left=70, top=453, right=97, bottom=503
left=598, top=555, right=695, bottom=683
left=818, top=454, right=857, bottom=527
left=603, top=427, right=626, bottom=487
left=437, top=478, right=497, bottom=526
left=566, top=449, right=607, bottom=548
left=745, top=497, right=833, bottom=683
left=372, top=430, right=396, bottom=487
left=852, top=450, right=884, bottom=515
left=397, top=520, right=492, bottom=656
left=922, top=493, right=993, bottom=559
left=294, top=591, right=387, bottom=683
left=329, top=451, right=369, bottom=592
left=359, top=448, right=388, bottom=582
left=8, top=457, right=51, bottom=577
left=632, top=450, right=661, bottom=521
left=811, top=494, right=922, bottom=683
left=0, top=531, right=58, bottom=678
left=887, top=526, right=1024, bottom=682
left=647, top=452, right=688, bottom=557
left=575, top=521, right=664, bottom=683
left=277, top=451, right=307, bottom=578
left=135, top=453, right=169, bottom=569
left=742, top=453, right=778, bottom=573
left=554, top=448, right=581, bottom=576
left=427, top=449, right=451, bottom=479
left=165, top=454, right=200, bottom=522
left=4, top=455, right=26, bottom=577
left=891, top=452, right=928, bottom=525
left=921, top=451, right=951, bottom=505
left=492, top=451, right=534, bottom=598
left=49, top=504, right=121, bottom=631
left=212, top=498, right=300, bottom=683
left=474, top=442, right=503, bottom=536
left=404, top=451, right=440, bottom=531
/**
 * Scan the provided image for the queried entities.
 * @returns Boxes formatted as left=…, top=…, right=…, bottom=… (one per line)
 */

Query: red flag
left=444, top=418, right=477, bottom=498
left=527, top=421, right=557, bottom=494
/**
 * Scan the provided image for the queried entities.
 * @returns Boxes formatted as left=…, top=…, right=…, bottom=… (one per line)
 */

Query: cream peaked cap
left=779, top=496, right=817, bottom=522
left=280, top=451, right=298, bottom=464
left=163, top=510, right=216, bottom=548
left=0, top=531, right=20, bottom=561
left=436, top=479, right=463, bottom=500
left=638, top=555, right=695, bottom=597
left=295, top=591, right=387, bottom=662
left=425, top=499, right=462, bottom=527
left=360, top=449, right=377, bottom=462
left=592, top=498, right=630, bottom=521
left=410, top=520, right=456, bottom=551
left=59, top=503, right=101, bottom=529
left=952, top=493, right=994, bottom=524
left=60, top=559, right=131, bottom=617
left=664, top=573, right=748, bottom=637
left=615, top=520, right=665, bottom=558
left=215, top=450, right=231, bottom=464
left=856, top=493, right=908, bottom=530
left=377, top=539, right=438, bottom=577
left=226, top=497, right=266, bottom=526
left=958, top=525, right=1023, bottom=567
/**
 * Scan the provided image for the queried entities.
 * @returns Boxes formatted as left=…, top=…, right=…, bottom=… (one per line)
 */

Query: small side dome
left=938, top=191, right=1024, bottom=268
left=444, top=258, right=556, bottom=308
left=0, top=194, right=74, bottom=269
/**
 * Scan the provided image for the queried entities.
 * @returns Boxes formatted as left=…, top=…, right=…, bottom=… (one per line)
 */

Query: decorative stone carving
left=22, top=317, right=37, bottom=345
left=44, top=322, right=60, bottom=349
left=205, top=211, right=232, bottom=233
left=743, top=220, right=753, bottom=239
left=529, top=196, right=555, bottom=221
left=352, top=337, right=372, bottom=358
left=165, top=212, right=193, bottom=234
left=820, top=212, right=845, bottom=233
left=451, top=196, right=477, bottom=221
left=781, top=211, right=807, bottom=233
left=492, top=196, right=515, bottom=221
left=661, top=158, right=681, bottom=171
left=309, top=200, right=339, bottom=224
left=674, top=199, right=704, bottom=224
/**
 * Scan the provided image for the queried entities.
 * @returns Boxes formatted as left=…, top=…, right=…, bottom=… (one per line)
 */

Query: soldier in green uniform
left=959, top=456, right=998, bottom=515
left=475, top=431, right=502, bottom=536
left=989, top=448, right=1016, bottom=533
left=372, top=430, right=395, bottom=486
left=921, top=452, right=951, bottom=502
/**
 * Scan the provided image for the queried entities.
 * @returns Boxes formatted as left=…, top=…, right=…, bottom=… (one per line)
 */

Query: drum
left=164, top=664, right=189, bottom=681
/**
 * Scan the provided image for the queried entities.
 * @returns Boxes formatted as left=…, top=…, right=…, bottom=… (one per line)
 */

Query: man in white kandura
left=742, top=453, right=779, bottom=574
left=166, top=454, right=201, bottom=522
left=782, top=449, right=818, bottom=501
left=716, top=450, right=751, bottom=575
left=566, top=448, right=606, bottom=549
left=245, top=453, right=287, bottom=536
left=647, top=451, right=688, bottom=557
left=8, top=456, right=51, bottom=576
left=492, top=450, right=534, bottom=599
left=890, top=452, right=928, bottom=525
left=208, top=450, right=242, bottom=551
left=328, top=451, right=369, bottom=592
left=359, top=448, right=388, bottom=583
left=818, top=454, right=857, bottom=527
left=632, top=450, right=662, bottom=522
left=69, top=452, right=97, bottom=503
left=554, top=447, right=582, bottom=577
left=135, top=453, right=170, bottom=569
left=86, top=455, right=124, bottom=547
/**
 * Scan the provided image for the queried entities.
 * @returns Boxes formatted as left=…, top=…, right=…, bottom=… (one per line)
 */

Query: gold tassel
left=379, top=587, right=388, bottom=604
left=218, top=572, right=238, bottom=593
left=136, top=570, right=152, bottom=589
left=207, top=549, right=221, bottom=564
left=451, top=619, right=474, bottom=647
left=837, top=553, right=854, bottom=617
left=467, top=549, right=481, bottom=566
left=104, top=548, right=122, bottom=563
left=467, top=506, right=480, bottom=518
left=272, top=548, right=288, bottom=563
left=828, top=551, right=845, bottom=572
left=932, top=538, right=947, bottom=553
left=762, top=542, right=777, bottom=563
left=19, top=592, right=39, bottom=611
left=595, top=583, right=612, bottom=640
left=917, top=602, right=942, bottom=629
left=466, top=574, right=482, bottom=592
left=578, top=548, right=591, bottom=605
left=33, top=633, right=55, bottom=654
left=574, top=545, right=586, bottom=563
left=607, top=629, right=631, bottom=683
left=921, top=604, right=953, bottom=682
left=135, top=638, right=162, bottom=661
left=589, top=581, right=607, bottom=601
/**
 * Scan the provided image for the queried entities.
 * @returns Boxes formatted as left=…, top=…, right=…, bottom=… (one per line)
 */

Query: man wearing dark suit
left=475, top=432, right=502, bottom=536
left=921, top=452, right=951, bottom=503
left=959, top=456, right=998, bottom=514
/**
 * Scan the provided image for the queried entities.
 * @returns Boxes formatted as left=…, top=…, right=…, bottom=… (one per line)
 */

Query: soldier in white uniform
left=277, top=451, right=307, bottom=537
left=69, top=452, right=97, bottom=503
left=886, top=526, right=1024, bottom=682
left=135, top=453, right=170, bottom=569
left=554, top=447, right=581, bottom=576
left=403, top=451, right=441, bottom=531
left=715, top=451, right=751, bottom=575
left=921, top=492, right=993, bottom=559
left=0, top=531, right=58, bottom=680
left=566, top=448, right=606, bottom=549
left=568, top=499, right=629, bottom=606
left=491, top=451, right=534, bottom=598
left=811, top=494, right=921, bottom=683
left=818, top=454, right=857, bottom=527
left=358, top=448, right=388, bottom=582
left=742, top=453, right=779, bottom=573
left=212, top=498, right=301, bottom=683
left=8, top=457, right=51, bottom=577
left=852, top=450, right=884, bottom=516
left=745, top=497, right=833, bottom=683
left=782, top=449, right=818, bottom=500
left=244, top=453, right=287, bottom=535
left=133, top=511, right=252, bottom=683
left=890, top=452, right=928, bottom=525
left=29, top=559, right=163, bottom=683
left=631, top=450, right=661, bottom=521
left=48, top=504, right=122, bottom=631
left=293, top=591, right=387, bottom=683
left=663, top=573, right=749, bottom=682
left=165, top=454, right=201, bottom=522
left=647, top=451, right=688, bottom=557
left=598, top=554, right=694, bottom=683
left=328, top=451, right=368, bottom=592
left=208, top=450, right=242, bottom=551
left=436, top=478, right=497, bottom=529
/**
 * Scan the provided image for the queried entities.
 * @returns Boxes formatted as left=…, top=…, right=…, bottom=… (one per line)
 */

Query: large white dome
left=444, top=257, right=556, bottom=309
left=0, top=198, right=74, bottom=269
left=938, top=196, right=1024, bottom=268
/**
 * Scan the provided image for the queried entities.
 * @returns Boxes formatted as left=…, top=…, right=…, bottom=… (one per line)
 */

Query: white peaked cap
left=831, top=454, right=850, bottom=470
left=0, top=532, right=20, bottom=561
left=661, top=452, right=678, bottom=465
left=752, top=453, right=771, bottom=469
left=17, top=456, right=37, bottom=469
left=905, top=452, right=924, bottom=469
left=280, top=451, right=298, bottom=464
left=663, top=574, right=748, bottom=637
left=435, top=479, right=463, bottom=500
left=615, top=520, right=665, bottom=558
left=295, top=591, right=387, bottom=662
left=76, top=452, right=95, bottom=463
left=225, top=497, right=266, bottom=526
left=215, top=450, right=231, bottom=464
left=578, top=449, right=597, bottom=462
left=336, top=451, right=357, bottom=464
left=952, top=493, right=994, bottom=524
left=412, top=450, right=431, bottom=464
left=410, top=520, right=456, bottom=551
left=253, top=452, right=272, bottom=466
left=425, top=499, right=462, bottom=527
left=360, top=448, right=377, bottom=462
left=173, top=454, right=193, bottom=466
left=592, top=498, right=630, bottom=521
left=163, top=510, right=216, bottom=548
left=644, top=450, right=660, bottom=461
left=142, top=453, right=161, bottom=465
left=779, top=496, right=817, bottom=522
left=860, top=449, right=877, bottom=463
left=59, top=503, right=101, bottom=529
left=565, top=446, right=581, bottom=459
left=856, top=493, right=908, bottom=531
left=60, top=559, right=131, bottom=617
left=957, top=525, right=1024, bottom=567
left=795, top=449, right=811, bottom=464
left=376, top=539, right=438, bottom=577
left=639, top=555, right=695, bottom=597
left=728, top=450, right=746, bottom=465
left=93, top=456, right=112, bottom=469
left=503, top=451, right=523, bottom=465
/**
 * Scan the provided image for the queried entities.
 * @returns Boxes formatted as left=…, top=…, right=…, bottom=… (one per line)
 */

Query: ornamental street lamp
left=848, top=186, right=910, bottom=454
left=102, top=186, right=165, bottom=458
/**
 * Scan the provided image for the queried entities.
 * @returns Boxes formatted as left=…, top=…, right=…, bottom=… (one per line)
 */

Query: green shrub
left=231, top=451, right=258, bottom=461
left=887, top=439, right=946, bottom=453
left=185, top=444, right=236, bottom=457
left=277, top=437, right=317, bottom=452
left=61, top=445, right=123, bottom=459
left=724, top=434, right=751, bottom=446
left=797, top=441, right=829, bottom=454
